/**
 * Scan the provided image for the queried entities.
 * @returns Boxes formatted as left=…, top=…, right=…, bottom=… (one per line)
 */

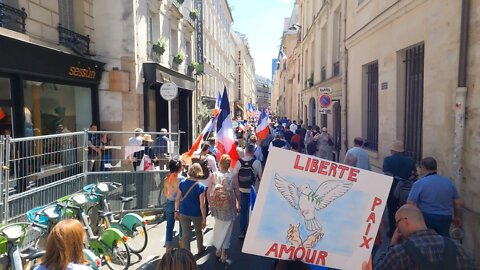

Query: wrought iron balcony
left=58, top=24, right=90, bottom=56
left=0, top=3, right=27, bottom=33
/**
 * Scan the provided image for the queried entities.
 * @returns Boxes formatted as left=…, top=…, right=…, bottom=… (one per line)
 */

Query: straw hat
left=142, top=134, right=154, bottom=142
left=390, top=140, right=404, bottom=152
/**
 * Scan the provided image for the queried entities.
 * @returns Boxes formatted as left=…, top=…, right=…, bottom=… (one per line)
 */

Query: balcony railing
left=58, top=24, right=90, bottom=56
left=333, top=61, right=340, bottom=77
left=321, top=66, right=327, bottom=81
left=0, top=3, right=27, bottom=33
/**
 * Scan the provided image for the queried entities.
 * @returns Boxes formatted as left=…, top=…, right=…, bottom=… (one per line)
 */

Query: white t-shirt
left=290, top=123, right=298, bottom=134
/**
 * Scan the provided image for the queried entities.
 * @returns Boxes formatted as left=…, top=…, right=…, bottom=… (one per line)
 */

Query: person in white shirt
left=290, top=120, right=298, bottom=134
left=233, top=144, right=263, bottom=239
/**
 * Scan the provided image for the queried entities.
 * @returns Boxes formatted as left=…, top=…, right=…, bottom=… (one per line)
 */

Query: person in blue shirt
left=407, top=157, right=463, bottom=237
left=382, top=140, right=416, bottom=237
left=175, top=163, right=207, bottom=253
left=344, top=137, right=370, bottom=170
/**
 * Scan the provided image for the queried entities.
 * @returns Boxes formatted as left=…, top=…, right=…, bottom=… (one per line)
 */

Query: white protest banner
left=242, top=147, right=392, bottom=269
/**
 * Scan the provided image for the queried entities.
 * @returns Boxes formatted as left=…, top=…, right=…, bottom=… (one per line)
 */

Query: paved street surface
left=131, top=213, right=276, bottom=270
left=131, top=210, right=393, bottom=270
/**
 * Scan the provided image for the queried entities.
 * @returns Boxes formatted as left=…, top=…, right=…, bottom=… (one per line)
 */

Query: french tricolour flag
left=256, top=109, right=270, bottom=140
left=247, top=103, right=255, bottom=118
left=216, top=87, right=239, bottom=167
left=185, top=114, right=217, bottom=157
left=238, top=121, right=246, bottom=132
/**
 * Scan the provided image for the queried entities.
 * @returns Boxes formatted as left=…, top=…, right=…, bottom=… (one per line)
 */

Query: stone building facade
left=93, top=0, right=197, bottom=152
left=273, top=0, right=480, bottom=258
left=346, top=0, right=480, bottom=257
left=0, top=0, right=103, bottom=138
left=231, top=31, right=256, bottom=119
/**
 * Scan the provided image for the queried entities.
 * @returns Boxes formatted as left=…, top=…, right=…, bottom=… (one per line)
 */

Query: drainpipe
left=453, top=0, right=470, bottom=194
left=342, top=0, right=349, bottom=153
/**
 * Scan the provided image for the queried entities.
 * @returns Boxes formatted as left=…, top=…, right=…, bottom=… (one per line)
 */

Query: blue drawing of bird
left=274, top=173, right=353, bottom=232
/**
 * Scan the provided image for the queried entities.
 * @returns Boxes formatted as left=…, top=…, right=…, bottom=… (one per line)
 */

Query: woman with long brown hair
left=34, top=219, right=91, bottom=270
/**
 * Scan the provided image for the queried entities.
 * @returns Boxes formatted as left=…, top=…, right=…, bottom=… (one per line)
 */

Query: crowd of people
left=32, top=118, right=475, bottom=270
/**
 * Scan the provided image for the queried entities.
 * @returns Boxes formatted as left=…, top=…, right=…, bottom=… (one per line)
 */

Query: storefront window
left=0, top=77, right=11, bottom=100
left=23, top=81, right=92, bottom=136
left=0, top=77, right=13, bottom=136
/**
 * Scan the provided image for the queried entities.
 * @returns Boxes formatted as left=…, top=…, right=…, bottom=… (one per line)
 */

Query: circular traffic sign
left=160, top=82, right=178, bottom=101
left=319, top=94, right=331, bottom=108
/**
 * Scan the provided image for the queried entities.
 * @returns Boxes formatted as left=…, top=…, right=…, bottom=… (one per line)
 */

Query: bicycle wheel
left=104, top=239, right=131, bottom=270
left=127, top=224, right=148, bottom=253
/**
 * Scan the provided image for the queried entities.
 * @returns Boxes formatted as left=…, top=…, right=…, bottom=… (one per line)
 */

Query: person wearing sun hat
left=382, top=140, right=417, bottom=237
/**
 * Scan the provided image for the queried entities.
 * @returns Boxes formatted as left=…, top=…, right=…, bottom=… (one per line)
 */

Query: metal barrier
left=0, top=130, right=180, bottom=224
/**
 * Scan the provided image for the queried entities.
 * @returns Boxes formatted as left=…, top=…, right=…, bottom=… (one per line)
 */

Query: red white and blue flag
left=184, top=115, right=217, bottom=158
left=256, top=109, right=270, bottom=140
left=212, top=91, right=222, bottom=117
left=238, top=121, right=246, bottom=132
left=216, top=87, right=239, bottom=167
left=247, top=103, right=255, bottom=118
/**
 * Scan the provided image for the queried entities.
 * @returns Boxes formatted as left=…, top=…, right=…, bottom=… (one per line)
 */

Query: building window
left=332, top=9, right=341, bottom=76
left=321, top=114, right=327, bottom=128
left=404, top=44, right=424, bottom=163
left=170, top=28, right=178, bottom=56
left=364, top=61, right=378, bottom=151
left=58, top=0, right=74, bottom=30
left=23, top=81, right=92, bottom=136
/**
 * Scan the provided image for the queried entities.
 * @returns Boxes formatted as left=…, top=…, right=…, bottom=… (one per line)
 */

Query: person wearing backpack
left=382, top=140, right=416, bottom=237
left=233, top=144, right=263, bottom=239
left=208, top=155, right=240, bottom=263
left=175, top=163, right=207, bottom=254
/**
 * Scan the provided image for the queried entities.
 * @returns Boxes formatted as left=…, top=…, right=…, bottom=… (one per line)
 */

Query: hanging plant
left=173, top=51, right=186, bottom=64
left=189, top=9, right=199, bottom=20
left=187, top=60, right=198, bottom=72
left=152, top=37, right=167, bottom=55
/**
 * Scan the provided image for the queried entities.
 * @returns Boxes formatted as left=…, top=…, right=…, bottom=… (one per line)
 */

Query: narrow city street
left=133, top=214, right=276, bottom=270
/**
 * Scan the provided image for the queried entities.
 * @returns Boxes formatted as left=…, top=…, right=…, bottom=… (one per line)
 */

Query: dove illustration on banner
left=275, top=173, right=353, bottom=232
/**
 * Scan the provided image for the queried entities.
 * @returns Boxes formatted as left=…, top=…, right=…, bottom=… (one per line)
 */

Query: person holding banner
left=208, top=155, right=240, bottom=263
left=233, top=144, right=263, bottom=239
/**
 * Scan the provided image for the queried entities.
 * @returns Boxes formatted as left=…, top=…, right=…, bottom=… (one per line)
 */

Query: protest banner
left=242, top=147, right=393, bottom=269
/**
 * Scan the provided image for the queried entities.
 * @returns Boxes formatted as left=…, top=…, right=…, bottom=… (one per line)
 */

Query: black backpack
left=394, top=175, right=416, bottom=206
left=191, top=154, right=211, bottom=179
left=238, top=158, right=256, bottom=189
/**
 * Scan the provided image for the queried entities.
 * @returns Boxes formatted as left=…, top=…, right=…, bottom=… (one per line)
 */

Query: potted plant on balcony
left=187, top=60, right=198, bottom=74
left=152, top=37, right=167, bottom=55
left=173, top=51, right=186, bottom=65
left=189, top=9, right=199, bottom=20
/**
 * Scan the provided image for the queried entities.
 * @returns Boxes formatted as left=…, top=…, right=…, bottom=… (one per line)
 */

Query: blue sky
left=229, top=0, right=295, bottom=79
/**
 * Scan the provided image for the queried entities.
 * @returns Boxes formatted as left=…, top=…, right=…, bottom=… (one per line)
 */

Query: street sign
left=319, top=108, right=332, bottom=114
left=160, top=82, right=178, bottom=101
left=319, top=87, right=332, bottom=93
left=319, top=94, right=332, bottom=108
